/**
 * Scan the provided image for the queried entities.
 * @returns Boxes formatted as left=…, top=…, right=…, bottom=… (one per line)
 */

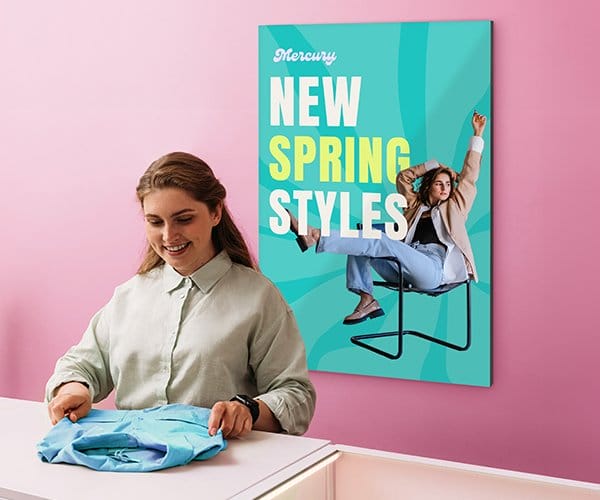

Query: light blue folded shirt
left=37, top=404, right=227, bottom=472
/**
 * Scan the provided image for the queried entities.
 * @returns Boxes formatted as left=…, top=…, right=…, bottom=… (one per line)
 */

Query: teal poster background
left=258, top=21, right=491, bottom=387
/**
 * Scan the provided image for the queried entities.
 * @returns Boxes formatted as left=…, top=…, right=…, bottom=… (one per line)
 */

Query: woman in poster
left=288, top=111, right=487, bottom=325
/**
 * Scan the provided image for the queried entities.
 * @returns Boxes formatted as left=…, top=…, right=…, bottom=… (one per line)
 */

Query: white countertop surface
left=0, top=397, right=330, bottom=500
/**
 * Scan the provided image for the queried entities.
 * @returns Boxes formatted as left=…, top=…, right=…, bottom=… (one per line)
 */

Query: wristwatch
left=230, top=394, right=260, bottom=424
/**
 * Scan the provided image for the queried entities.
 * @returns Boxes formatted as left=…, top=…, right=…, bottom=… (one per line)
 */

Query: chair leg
left=350, top=265, right=405, bottom=359
left=350, top=331, right=404, bottom=359
left=403, top=281, right=471, bottom=351
left=350, top=276, right=471, bottom=358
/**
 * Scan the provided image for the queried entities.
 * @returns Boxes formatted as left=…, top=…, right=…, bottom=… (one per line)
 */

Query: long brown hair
left=417, top=167, right=456, bottom=206
left=136, top=152, right=256, bottom=274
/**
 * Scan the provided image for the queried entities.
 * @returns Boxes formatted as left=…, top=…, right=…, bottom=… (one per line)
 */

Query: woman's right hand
left=47, top=381, right=92, bottom=425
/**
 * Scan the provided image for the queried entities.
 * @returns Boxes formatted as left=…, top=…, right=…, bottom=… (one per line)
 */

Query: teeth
left=165, top=243, right=188, bottom=252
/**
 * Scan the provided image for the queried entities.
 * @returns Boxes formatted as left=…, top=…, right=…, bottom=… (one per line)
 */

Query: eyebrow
left=145, top=208, right=196, bottom=218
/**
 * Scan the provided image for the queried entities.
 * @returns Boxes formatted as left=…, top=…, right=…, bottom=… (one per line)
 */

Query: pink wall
left=1, top=0, right=599, bottom=484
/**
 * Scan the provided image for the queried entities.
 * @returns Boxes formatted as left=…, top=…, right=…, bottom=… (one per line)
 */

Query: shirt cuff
left=424, top=159, right=440, bottom=171
left=469, top=136, right=485, bottom=153
left=46, top=374, right=94, bottom=402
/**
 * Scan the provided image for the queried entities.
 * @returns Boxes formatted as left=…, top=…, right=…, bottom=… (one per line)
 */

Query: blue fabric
left=37, top=404, right=227, bottom=472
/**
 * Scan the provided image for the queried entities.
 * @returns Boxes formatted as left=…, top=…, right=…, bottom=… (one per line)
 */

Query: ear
left=212, top=202, right=223, bottom=226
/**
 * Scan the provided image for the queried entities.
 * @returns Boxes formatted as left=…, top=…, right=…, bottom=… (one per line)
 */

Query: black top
left=413, top=213, right=444, bottom=247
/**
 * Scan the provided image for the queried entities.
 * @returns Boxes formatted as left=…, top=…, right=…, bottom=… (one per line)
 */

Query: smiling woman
left=45, top=152, right=316, bottom=439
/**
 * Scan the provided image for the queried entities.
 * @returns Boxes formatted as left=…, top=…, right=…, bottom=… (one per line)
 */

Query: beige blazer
left=396, top=149, right=482, bottom=282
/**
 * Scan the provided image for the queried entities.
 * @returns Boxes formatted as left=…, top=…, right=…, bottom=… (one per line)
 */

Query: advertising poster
left=258, top=21, right=492, bottom=386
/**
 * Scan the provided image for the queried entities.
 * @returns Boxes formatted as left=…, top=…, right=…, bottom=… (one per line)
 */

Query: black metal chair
left=349, top=257, right=472, bottom=360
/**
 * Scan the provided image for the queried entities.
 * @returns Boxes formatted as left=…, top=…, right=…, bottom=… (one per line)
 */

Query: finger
left=227, top=417, right=249, bottom=439
left=68, top=405, right=87, bottom=423
left=220, top=419, right=233, bottom=438
left=221, top=404, right=249, bottom=438
left=49, top=408, right=62, bottom=426
left=48, top=403, right=58, bottom=425
left=226, top=410, right=252, bottom=439
left=208, top=402, right=226, bottom=436
left=230, top=414, right=247, bottom=439
left=236, top=415, right=253, bottom=438
left=219, top=408, right=240, bottom=438
left=48, top=400, right=69, bottom=425
left=240, top=414, right=253, bottom=436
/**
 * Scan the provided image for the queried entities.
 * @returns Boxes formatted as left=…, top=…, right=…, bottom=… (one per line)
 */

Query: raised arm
left=452, top=111, right=487, bottom=213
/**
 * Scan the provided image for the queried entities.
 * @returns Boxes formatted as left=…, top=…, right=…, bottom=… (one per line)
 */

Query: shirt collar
left=162, top=251, right=233, bottom=294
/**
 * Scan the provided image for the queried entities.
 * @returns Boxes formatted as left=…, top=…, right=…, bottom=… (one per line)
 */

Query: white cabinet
left=255, top=445, right=600, bottom=499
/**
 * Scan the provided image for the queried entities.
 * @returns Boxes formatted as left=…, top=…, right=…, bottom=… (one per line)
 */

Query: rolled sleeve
left=469, top=135, right=484, bottom=154
left=424, top=159, right=440, bottom=171
left=250, top=292, right=316, bottom=435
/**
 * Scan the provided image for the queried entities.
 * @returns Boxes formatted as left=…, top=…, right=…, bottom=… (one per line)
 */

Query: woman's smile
left=164, top=242, right=191, bottom=255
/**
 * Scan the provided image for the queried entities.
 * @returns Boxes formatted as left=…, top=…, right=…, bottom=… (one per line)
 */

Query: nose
left=162, top=223, right=179, bottom=243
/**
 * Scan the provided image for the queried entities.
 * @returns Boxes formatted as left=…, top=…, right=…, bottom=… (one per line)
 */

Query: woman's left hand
left=472, top=111, right=487, bottom=136
left=208, top=400, right=253, bottom=438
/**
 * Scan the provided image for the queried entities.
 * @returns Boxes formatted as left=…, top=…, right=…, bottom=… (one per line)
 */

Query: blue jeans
left=317, top=231, right=445, bottom=295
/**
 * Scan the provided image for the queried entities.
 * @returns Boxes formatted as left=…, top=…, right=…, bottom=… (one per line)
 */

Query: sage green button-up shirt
left=46, top=251, right=316, bottom=435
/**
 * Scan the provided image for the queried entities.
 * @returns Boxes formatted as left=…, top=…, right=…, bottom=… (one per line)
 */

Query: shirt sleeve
left=469, top=135, right=484, bottom=154
left=45, top=305, right=114, bottom=403
left=248, top=286, right=316, bottom=435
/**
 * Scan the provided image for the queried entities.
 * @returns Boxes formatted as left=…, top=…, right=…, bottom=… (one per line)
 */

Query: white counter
left=0, top=397, right=330, bottom=499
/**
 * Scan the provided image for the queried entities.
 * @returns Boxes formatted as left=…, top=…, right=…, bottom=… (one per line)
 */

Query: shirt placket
left=157, top=277, right=194, bottom=404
